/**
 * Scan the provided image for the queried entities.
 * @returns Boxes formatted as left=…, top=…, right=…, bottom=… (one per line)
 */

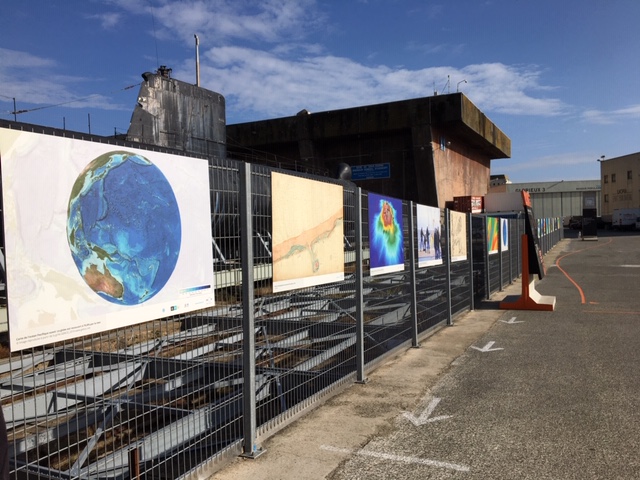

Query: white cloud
left=582, top=105, right=640, bottom=124
left=0, top=47, right=55, bottom=69
left=0, top=1, right=570, bottom=125
left=0, top=48, right=128, bottom=111
left=102, top=1, right=567, bottom=122
left=112, top=0, right=322, bottom=46
left=492, top=152, right=601, bottom=182
left=176, top=46, right=567, bottom=122
left=406, top=41, right=466, bottom=56
left=87, top=12, right=122, bottom=29
left=459, top=64, right=566, bottom=116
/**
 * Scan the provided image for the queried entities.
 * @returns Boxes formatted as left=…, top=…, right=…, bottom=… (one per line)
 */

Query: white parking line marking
left=500, top=316, right=523, bottom=324
left=471, top=341, right=503, bottom=352
left=320, top=445, right=470, bottom=472
left=402, top=397, right=452, bottom=426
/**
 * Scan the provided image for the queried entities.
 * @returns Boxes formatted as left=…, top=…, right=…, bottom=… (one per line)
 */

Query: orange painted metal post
left=128, top=447, right=140, bottom=480
left=500, top=235, right=556, bottom=311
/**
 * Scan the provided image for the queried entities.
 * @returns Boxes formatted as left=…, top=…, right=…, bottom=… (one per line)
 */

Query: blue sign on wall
left=351, top=163, right=390, bottom=180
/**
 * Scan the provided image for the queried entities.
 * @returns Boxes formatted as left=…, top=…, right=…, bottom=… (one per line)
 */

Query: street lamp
left=457, top=80, right=467, bottom=92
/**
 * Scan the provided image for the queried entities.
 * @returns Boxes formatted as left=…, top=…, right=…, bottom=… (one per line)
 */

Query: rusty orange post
left=500, top=234, right=556, bottom=311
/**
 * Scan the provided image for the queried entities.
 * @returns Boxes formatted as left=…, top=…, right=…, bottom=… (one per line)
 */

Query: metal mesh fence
left=249, top=165, right=358, bottom=437
left=510, top=218, right=521, bottom=279
left=0, top=122, right=565, bottom=479
left=501, top=239, right=511, bottom=290
left=471, top=215, right=488, bottom=302
left=450, top=258, right=472, bottom=319
left=488, top=253, right=501, bottom=295
left=361, top=197, right=413, bottom=367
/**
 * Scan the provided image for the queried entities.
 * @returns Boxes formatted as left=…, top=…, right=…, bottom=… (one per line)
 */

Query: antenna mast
left=195, top=34, right=201, bottom=87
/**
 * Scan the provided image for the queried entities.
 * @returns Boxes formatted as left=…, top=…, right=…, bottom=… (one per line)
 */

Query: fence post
left=498, top=218, right=504, bottom=291
left=508, top=219, right=513, bottom=283
left=240, top=162, right=263, bottom=458
left=128, top=447, right=140, bottom=480
left=547, top=222, right=550, bottom=252
left=517, top=216, right=522, bottom=277
left=468, top=213, right=475, bottom=311
left=355, top=188, right=368, bottom=383
left=445, top=209, right=453, bottom=326
left=408, top=202, right=420, bottom=346
left=484, top=218, right=490, bottom=300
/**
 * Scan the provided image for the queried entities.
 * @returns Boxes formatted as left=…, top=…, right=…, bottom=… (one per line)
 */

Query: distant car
left=569, top=219, right=582, bottom=230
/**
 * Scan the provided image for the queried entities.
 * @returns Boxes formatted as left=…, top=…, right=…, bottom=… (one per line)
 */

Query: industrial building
left=226, top=93, right=511, bottom=208
left=489, top=178, right=601, bottom=222
left=598, top=152, right=640, bottom=222
left=490, top=152, right=640, bottom=225
left=124, top=68, right=511, bottom=209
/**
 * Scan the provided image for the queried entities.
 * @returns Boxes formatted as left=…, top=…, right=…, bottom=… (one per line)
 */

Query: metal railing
left=0, top=123, right=564, bottom=480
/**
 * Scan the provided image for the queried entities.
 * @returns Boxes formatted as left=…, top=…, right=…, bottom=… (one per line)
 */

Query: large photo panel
left=487, top=217, right=499, bottom=255
left=368, top=193, right=405, bottom=276
left=501, top=218, right=509, bottom=252
left=0, top=128, right=215, bottom=351
left=271, top=172, right=344, bottom=293
left=449, top=210, right=468, bottom=262
left=416, top=204, right=443, bottom=268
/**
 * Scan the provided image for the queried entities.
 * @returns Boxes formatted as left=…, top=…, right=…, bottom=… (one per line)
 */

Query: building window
left=604, top=175, right=608, bottom=183
left=604, top=194, right=609, bottom=202
left=611, top=173, right=616, bottom=183
left=628, top=170, right=633, bottom=180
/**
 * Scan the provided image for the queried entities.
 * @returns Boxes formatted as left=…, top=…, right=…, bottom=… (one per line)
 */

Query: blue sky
left=2, top=0, right=640, bottom=183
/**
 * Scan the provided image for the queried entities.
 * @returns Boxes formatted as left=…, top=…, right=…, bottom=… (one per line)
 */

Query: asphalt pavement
left=210, top=231, right=640, bottom=480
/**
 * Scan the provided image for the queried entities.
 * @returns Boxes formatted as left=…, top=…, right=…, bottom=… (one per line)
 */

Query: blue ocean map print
left=67, top=151, right=182, bottom=305
left=368, top=192, right=404, bottom=275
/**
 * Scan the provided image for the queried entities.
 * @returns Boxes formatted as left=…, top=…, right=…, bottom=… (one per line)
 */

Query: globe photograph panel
left=67, top=151, right=182, bottom=305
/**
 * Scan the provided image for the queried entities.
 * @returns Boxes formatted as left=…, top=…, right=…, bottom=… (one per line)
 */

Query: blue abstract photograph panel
left=368, top=192, right=405, bottom=276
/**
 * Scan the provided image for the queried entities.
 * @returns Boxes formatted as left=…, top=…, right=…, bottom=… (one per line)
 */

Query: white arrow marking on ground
left=500, top=316, right=523, bottom=324
left=402, top=397, right=452, bottom=426
left=320, top=445, right=470, bottom=472
left=471, top=341, right=504, bottom=353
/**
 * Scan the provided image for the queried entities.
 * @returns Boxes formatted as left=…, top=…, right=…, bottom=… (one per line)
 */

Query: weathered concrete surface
left=225, top=93, right=510, bottom=208
left=126, top=71, right=227, bottom=161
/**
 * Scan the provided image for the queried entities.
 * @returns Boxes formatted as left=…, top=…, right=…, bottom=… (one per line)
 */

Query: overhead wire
left=3, top=2, right=160, bottom=118
left=2, top=82, right=142, bottom=116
